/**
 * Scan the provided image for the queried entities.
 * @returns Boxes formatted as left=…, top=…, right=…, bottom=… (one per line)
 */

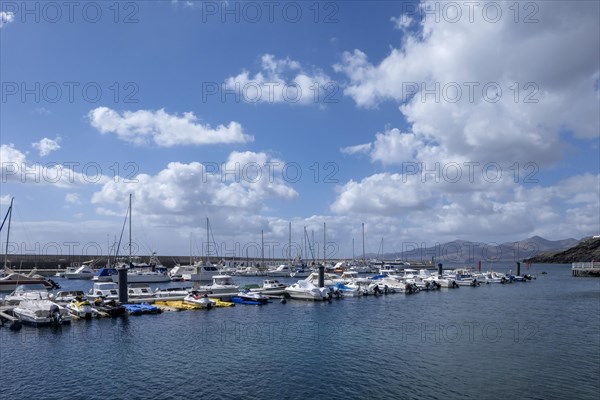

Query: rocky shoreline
left=525, top=237, right=600, bottom=264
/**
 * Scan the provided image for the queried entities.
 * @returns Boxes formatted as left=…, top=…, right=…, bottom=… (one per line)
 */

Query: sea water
left=1, top=264, right=598, bottom=399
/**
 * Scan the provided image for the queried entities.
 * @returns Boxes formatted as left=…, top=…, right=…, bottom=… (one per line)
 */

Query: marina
left=1, top=1, right=598, bottom=399
left=0, top=261, right=538, bottom=323
left=1, top=263, right=598, bottom=400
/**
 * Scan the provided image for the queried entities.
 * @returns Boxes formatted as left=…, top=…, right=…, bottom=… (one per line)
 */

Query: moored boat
left=249, top=279, right=287, bottom=296
left=267, top=264, right=294, bottom=277
left=4, top=284, right=51, bottom=305
left=127, top=283, right=155, bottom=299
left=183, top=291, right=214, bottom=309
left=284, top=280, right=330, bottom=301
left=232, top=291, right=269, bottom=305
left=64, top=263, right=95, bottom=280
left=13, top=300, right=71, bottom=326
left=53, top=290, right=87, bottom=304
left=0, top=273, right=55, bottom=292
left=66, top=299, right=98, bottom=319
left=88, top=282, right=119, bottom=300
left=92, top=268, right=118, bottom=282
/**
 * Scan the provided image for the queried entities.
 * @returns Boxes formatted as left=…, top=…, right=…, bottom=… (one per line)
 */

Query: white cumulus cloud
left=91, top=151, right=298, bottom=226
left=0, top=11, right=14, bottom=28
left=334, top=1, right=600, bottom=166
left=32, top=137, right=61, bottom=157
left=225, top=54, right=333, bottom=105
left=88, top=107, right=253, bottom=147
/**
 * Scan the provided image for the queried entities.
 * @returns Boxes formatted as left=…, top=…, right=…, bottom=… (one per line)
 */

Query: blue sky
left=1, top=1, right=599, bottom=261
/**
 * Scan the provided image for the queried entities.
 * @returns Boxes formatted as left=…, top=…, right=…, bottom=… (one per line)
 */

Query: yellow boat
left=208, top=298, right=235, bottom=307
left=155, top=301, right=202, bottom=311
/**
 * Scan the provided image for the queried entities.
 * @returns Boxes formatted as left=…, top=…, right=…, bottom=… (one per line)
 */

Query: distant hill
left=524, top=237, right=600, bottom=264
left=379, top=236, right=581, bottom=263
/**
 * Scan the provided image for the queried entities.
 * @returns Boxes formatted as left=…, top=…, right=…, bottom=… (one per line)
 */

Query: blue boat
left=231, top=297, right=264, bottom=305
left=138, top=302, right=161, bottom=314
left=93, top=268, right=118, bottom=282
left=122, top=304, right=143, bottom=315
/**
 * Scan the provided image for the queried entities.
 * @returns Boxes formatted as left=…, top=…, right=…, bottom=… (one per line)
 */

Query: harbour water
left=1, top=264, right=598, bottom=399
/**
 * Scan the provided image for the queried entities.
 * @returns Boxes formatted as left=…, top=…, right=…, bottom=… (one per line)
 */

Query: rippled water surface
left=1, top=264, right=599, bottom=399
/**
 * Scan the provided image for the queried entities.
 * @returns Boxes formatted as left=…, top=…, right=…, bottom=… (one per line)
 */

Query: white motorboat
left=53, top=290, right=87, bottom=304
left=423, top=275, right=458, bottom=288
left=127, top=283, right=155, bottom=299
left=66, top=299, right=97, bottom=319
left=234, top=266, right=263, bottom=276
left=88, top=282, right=119, bottom=300
left=284, top=280, right=330, bottom=301
left=372, top=276, right=407, bottom=292
left=249, top=279, right=287, bottom=296
left=64, top=263, right=95, bottom=280
left=180, top=263, right=221, bottom=282
left=340, top=271, right=372, bottom=285
left=304, top=272, right=343, bottom=287
left=290, top=266, right=312, bottom=278
left=13, top=300, right=71, bottom=326
left=183, top=292, right=214, bottom=309
left=4, top=284, right=51, bottom=305
left=195, top=275, right=240, bottom=295
left=331, top=282, right=362, bottom=297
left=448, top=269, right=480, bottom=286
left=477, top=271, right=508, bottom=284
left=267, top=264, right=294, bottom=277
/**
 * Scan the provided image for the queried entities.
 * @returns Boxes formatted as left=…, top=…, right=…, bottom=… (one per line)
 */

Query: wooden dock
left=0, top=306, right=22, bottom=330
left=572, top=262, right=600, bottom=277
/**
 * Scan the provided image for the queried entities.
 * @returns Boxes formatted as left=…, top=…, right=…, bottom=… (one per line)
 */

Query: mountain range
left=368, top=236, right=581, bottom=264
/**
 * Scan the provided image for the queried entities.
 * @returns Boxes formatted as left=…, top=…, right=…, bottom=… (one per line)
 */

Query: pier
left=571, top=262, right=600, bottom=277
left=0, top=306, right=22, bottom=330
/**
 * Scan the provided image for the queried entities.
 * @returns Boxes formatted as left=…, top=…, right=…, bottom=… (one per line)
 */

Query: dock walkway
left=572, top=262, right=600, bottom=277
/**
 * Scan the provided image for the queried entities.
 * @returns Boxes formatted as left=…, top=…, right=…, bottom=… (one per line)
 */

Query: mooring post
left=118, top=266, right=128, bottom=303
left=318, top=264, right=325, bottom=288
left=516, top=262, right=521, bottom=277
left=438, top=263, right=443, bottom=277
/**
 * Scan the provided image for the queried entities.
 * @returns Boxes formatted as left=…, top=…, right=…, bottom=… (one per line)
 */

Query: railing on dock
left=572, top=262, right=598, bottom=269
left=572, top=262, right=600, bottom=276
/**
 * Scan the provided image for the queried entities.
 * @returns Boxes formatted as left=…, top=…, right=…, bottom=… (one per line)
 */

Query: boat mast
left=362, top=223, right=366, bottom=265
left=323, top=222, right=326, bottom=266
left=288, top=221, right=291, bottom=263
left=129, top=193, right=132, bottom=266
left=352, top=238, right=355, bottom=261
left=261, top=229, right=264, bottom=268
left=3, top=197, right=14, bottom=269
left=304, top=226, right=307, bottom=263
left=206, top=217, right=209, bottom=265
left=312, top=230, right=315, bottom=261
left=189, top=232, right=193, bottom=266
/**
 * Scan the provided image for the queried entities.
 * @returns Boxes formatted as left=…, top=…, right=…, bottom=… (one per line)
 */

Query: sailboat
left=0, top=198, right=57, bottom=291
left=112, top=195, right=170, bottom=284
left=170, top=219, right=220, bottom=282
